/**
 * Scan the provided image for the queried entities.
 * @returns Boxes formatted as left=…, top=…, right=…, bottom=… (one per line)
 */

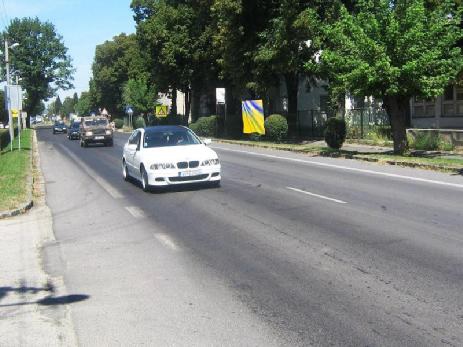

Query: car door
left=125, top=130, right=138, bottom=175
left=132, top=130, right=143, bottom=179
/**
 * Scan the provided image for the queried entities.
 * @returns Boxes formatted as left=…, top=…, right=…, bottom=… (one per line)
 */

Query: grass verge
left=215, top=138, right=463, bottom=173
left=0, top=129, right=33, bottom=211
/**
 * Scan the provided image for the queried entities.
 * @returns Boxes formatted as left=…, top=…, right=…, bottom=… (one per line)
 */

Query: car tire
left=141, top=167, right=150, bottom=192
left=122, top=160, right=130, bottom=181
left=107, top=140, right=113, bottom=147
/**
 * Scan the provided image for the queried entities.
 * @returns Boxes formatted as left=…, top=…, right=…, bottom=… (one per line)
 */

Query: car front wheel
left=141, top=167, right=150, bottom=192
left=122, top=161, right=129, bottom=181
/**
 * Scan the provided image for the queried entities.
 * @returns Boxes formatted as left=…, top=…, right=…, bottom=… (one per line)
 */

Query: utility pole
left=4, top=39, right=19, bottom=151
left=5, top=39, right=13, bottom=151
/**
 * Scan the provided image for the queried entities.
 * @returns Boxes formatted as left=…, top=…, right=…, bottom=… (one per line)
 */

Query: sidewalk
left=0, top=132, right=77, bottom=346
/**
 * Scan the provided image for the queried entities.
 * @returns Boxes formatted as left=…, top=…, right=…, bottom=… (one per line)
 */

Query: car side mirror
left=203, top=138, right=212, bottom=145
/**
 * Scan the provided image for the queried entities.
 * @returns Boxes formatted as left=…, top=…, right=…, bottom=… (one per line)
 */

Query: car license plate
left=179, top=170, right=200, bottom=177
left=95, top=136, right=104, bottom=140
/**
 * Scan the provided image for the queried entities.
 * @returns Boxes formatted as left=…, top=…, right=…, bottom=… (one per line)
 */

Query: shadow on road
left=0, top=282, right=89, bottom=308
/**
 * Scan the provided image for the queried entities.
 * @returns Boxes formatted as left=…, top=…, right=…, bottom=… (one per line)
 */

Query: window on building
left=442, top=85, right=463, bottom=117
left=413, top=96, right=436, bottom=118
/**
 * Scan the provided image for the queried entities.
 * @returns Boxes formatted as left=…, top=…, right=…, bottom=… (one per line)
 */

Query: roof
left=144, top=125, right=187, bottom=132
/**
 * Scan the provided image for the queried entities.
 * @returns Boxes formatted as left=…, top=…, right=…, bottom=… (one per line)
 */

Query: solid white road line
left=213, top=146, right=463, bottom=189
left=125, top=206, right=145, bottom=219
left=154, top=233, right=179, bottom=251
left=287, top=187, right=347, bottom=204
left=58, top=144, right=124, bottom=199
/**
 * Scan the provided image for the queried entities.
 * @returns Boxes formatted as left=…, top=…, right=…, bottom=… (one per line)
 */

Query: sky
left=0, top=0, right=136, bottom=101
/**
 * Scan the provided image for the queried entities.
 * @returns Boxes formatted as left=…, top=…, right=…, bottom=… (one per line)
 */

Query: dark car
left=53, top=120, right=67, bottom=134
left=68, top=121, right=80, bottom=140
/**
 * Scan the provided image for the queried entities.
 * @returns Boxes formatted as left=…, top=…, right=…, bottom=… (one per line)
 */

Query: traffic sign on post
left=155, top=105, right=168, bottom=118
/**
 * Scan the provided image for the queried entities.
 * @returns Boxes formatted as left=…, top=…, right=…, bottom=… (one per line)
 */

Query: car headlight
left=105, top=130, right=112, bottom=135
left=150, top=163, right=176, bottom=170
left=201, top=158, right=220, bottom=166
left=85, top=131, right=93, bottom=136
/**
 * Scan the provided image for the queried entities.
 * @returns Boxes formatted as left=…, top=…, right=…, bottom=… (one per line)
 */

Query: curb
left=213, top=139, right=463, bottom=174
left=0, top=130, right=36, bottom=219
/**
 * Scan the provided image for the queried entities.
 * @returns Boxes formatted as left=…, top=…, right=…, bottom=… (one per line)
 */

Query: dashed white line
left=125, top=206, right=145, bottom=219
left=154, top=233, right=179, bottom=251
left=287, top=187, right=347, bottom=204
left=58, top=144, right=124, bottom=199
left=213, top=146, right=463, bottom=189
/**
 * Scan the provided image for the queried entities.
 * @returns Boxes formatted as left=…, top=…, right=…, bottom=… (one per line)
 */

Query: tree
left=75, top=91, right=94, bottom=116
left=91, top=33, right=147, bottom=117
left=1, top=17, right=74, bottom=123
left=53, top=96, right=62, bottom=115
left=61, top=96, right=75, bottom=118
left=321, top=0, right=463, bottom=153
left=132, top=0, right=219, bottom=121
left=122, top=77, right=157, bottom=115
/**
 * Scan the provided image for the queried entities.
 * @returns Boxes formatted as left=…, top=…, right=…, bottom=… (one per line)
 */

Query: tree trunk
left=383, top=95, right=410, bottom=154
left=284, top=73, right=299, bottom=136
left=191, top=88, right=201, bottom=123
left=170, top=89, right=177, bottom=116
left=184, top=89, right=191, bottom=125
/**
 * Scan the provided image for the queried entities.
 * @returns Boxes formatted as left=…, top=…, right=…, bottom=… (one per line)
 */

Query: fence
left=344, top=108, right=390, bottom=139
left=296, top=107, right=390, bottom=139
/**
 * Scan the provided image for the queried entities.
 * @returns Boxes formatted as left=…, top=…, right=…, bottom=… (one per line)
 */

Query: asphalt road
left=37, top=129, right=463, bottom=346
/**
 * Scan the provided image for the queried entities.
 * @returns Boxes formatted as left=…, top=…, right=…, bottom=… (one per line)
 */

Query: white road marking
left=125, top=206, right=145, bottom=219
left=58, top=144, right=124, bottom=199
left=154, top=233, right=179, bottom=251
left=287, top=187, right=347, bottom=204
left=213, top=146, right=463, bottom=189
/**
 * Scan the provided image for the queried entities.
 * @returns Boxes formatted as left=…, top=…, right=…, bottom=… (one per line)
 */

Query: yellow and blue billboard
left=242, top=100, right=265, bottom=135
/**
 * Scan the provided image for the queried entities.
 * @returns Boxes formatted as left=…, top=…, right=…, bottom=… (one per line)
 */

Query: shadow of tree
left=0, top=283, right=89, bottom=308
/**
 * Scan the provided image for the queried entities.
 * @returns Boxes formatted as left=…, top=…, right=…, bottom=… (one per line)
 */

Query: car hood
left=141, top=144, right=218, bottom=163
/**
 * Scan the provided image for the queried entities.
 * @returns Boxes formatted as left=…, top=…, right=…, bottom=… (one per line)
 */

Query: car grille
left=92, top=128, right=106, bottom=135
left=169, top=174, right=208, bottom=182
left=177, top=161, right=200, bottom=169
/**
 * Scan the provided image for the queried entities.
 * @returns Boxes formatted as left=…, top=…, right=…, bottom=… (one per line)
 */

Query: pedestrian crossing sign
left=12, top=109, right=19, bottom=118
left=155, top=105, right=168, bottom=118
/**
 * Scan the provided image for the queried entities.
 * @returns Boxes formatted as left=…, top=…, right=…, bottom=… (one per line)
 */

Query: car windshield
left=84, top=118, right=108, bottom=126
left=143, top=128, right=201, bottom=148
left=56, top=121, right=64, bottom=125
left=71, top=123, right=80, bottom=129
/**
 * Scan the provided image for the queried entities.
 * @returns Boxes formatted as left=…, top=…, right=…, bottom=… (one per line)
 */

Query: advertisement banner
left=242, top=100, right=265, bottom=135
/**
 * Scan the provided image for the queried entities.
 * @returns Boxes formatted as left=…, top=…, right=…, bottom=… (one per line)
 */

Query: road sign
left=155, top=105, right=168, bottom=118
left=12, top=109, right=19, bottom=118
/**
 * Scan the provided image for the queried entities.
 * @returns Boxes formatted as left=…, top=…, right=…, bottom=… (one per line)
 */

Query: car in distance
left=122, top=125, right=221, bottom=191
left=53, top=120, right=67, bottom=134
left=80, top=116, right=113, bottom=147
left=68, top=121, right=80, bottom=140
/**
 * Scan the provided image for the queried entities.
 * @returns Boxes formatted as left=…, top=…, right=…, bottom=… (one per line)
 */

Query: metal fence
left=296, top=107, right=390, bottom=139
left=344, top=108, right=390, bottom=139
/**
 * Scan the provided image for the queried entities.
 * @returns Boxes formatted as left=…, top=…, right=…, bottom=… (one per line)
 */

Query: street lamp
left=4, top=40, right=20, bottom=151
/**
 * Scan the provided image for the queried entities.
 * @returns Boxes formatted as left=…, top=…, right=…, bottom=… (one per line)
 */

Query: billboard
left=242, top=100, right=265, bottom=135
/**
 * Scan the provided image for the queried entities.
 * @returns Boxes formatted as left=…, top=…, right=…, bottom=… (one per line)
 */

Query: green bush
left=134, top=116, right=146, bottom=129
left=114, top=118, right=124, bottom=129
left=189, top=116, right=218, bottom=137
left=409, top=132, right=454, bottom=151
left=324, top=117, right=347, bottom=149
left=264, top=114, right=288, bottom=142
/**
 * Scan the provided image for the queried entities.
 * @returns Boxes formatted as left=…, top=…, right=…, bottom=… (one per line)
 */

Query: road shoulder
left=0, top=131, right=78, bottom=346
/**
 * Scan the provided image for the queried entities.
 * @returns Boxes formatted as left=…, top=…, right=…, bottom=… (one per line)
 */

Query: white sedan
left=122, top=125, right=221, bottom=191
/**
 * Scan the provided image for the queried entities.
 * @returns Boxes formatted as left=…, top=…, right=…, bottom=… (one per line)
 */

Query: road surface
left=37, top=129, right=463, bottom=346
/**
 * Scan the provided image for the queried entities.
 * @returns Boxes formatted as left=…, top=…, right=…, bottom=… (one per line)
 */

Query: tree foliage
left=122, top=77, right=157, bottom=115
left=91, top=33, right=148, bottom=117
left=1, top=17, right=74, bottom=119
left=321, top=0, right=463, bottom=153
